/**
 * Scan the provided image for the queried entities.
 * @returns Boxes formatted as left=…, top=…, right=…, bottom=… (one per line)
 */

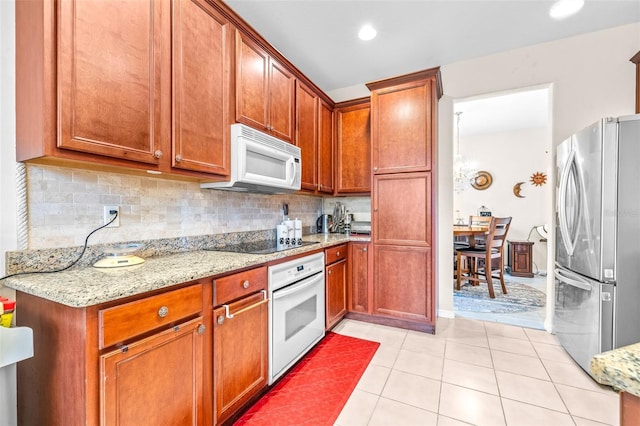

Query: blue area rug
left=454, top=280, right=546, bottom=313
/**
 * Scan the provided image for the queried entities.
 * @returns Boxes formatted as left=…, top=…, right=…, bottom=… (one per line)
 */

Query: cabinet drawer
left=325, top=244, right=347, bottom=265
left=214, top=266, right=267, bottom=306
left=99, top=284, right=203, bottom=349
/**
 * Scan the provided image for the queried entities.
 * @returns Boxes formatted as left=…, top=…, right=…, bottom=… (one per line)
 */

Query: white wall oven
left=268, top=252, right=325, bottom=384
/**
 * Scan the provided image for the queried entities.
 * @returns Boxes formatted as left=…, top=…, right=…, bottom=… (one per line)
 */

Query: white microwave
left=201, top=124, right=301, bottom=194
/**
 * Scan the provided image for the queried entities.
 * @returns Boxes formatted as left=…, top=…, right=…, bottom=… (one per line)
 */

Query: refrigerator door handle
left=555, top=268, right=592, bottom=292
left=558, top=149, right=583, bottom=257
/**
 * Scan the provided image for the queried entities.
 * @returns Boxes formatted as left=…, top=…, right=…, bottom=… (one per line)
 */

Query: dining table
left=453, top=225, right=489, bottom=248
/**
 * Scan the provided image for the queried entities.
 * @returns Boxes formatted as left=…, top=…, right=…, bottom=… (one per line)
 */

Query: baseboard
left=438, top=309, right=455, bottom=319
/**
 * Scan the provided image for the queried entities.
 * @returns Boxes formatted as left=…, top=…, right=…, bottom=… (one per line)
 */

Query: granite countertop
left=590, top=342, right=640, bottom=397
left=3, top=234, right=369, bottom=308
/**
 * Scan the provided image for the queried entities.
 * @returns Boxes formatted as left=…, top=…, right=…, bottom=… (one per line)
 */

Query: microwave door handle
left=554, top=268, right=592, bottom=292
left=558, top=149, right=576, bottom=256
left=286, top=158, right=296, bottom=186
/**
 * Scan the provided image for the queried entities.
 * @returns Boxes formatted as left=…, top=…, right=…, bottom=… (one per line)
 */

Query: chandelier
left=453, top=112, right=478, bottom=193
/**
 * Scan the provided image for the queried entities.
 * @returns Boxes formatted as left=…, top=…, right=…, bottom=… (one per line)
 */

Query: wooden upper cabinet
left=57, top=0, right=169, bottom=165
left=296, top=81, right=334, bottom=194
left=317, top=99, right=335, bottom=194
left=367, top=68, right=442, bottom=175
left=172, top=0, right=233, bottom=176
left=296, top=81, right=318, bottom=191
left=335, top=98, right=371, bottom=194
left=236, top=30, right=295, bottom=143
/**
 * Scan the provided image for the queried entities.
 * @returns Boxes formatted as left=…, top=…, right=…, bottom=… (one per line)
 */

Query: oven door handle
left=224, top=290, right=268, bottom=319
left=272, top=274, right=323, bottom=300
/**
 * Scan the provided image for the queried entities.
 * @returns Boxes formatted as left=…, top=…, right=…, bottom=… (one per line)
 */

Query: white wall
left=0, top=0, right=18, bottom=423
left=455, top=126, right=550, bottom=273
left=437, top=23, right=639, bottom=326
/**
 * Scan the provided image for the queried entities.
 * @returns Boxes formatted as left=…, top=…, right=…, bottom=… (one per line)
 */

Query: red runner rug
left=235, top=332, right=380, bottom=426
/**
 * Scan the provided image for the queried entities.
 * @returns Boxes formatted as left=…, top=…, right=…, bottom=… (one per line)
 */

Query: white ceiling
left=225, top=0, right=640, bottom=96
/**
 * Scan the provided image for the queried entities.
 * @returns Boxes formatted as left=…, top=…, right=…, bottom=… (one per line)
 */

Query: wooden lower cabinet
left=101, top=317, right=205, bottom=425
left=348, top=242, right=370, bottom=314
left=372, top=245, right=434, bottom=329
left=325, top=244, right=348, bottom=330
left=16, top=282, right=210, bottom=426
left=507, top=240, right=534, bottom=278
left=213, top=267, right=269, bottom=425
left=326, top=258, right=347, bottom=330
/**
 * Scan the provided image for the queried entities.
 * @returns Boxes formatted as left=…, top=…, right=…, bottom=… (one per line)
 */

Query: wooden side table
left=507, top=240, right=534, bottom=278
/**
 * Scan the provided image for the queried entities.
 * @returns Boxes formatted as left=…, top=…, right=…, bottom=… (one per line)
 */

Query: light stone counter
left=590, top=342, right=640, bottom=397
left=3, top=233, right=369, bottom=308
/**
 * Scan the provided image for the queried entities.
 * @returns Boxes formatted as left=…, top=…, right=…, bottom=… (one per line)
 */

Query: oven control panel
left=268, top=252, right=325, bottom=291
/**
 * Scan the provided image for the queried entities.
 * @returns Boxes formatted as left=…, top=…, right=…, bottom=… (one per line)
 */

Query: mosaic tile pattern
left=25, top=164, right=323, bottom=249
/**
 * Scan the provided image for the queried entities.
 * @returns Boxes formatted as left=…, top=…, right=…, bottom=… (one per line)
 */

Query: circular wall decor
left=471, top=171, right=493, bottom=190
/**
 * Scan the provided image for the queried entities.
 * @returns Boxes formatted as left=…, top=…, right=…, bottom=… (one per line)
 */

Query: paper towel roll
left=276, top=224, right=288, bottom=251
left=294, top=219, right=302, bottom=246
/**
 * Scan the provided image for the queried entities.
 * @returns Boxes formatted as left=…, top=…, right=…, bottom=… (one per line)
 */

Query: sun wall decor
left=530, top=172, right=547, bottom=186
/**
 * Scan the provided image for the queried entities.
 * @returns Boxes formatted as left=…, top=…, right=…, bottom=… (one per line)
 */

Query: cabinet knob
left=373, top=167, right=378, bottom=172
left=336, top=252, right=340, bottom=257
left=158, top=306, right=169, bottom=318
left=363, top=247, right=368, bottom=252
left=328, top=270, right=332, bottom=275
left=374, top=208, right=378, bottom=212
left=197, top=324, right=206, bottom=335
left=242, top=280, right=250, bottom=289
left=175, top=154, right=182, bottom=162
left=154, top=150, right=163, bottom=159
left=217, top=315, right=225, bottom=325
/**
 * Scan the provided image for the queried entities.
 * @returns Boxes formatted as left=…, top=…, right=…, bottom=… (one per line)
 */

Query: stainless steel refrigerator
left=555, top=114, right=640, bottom=375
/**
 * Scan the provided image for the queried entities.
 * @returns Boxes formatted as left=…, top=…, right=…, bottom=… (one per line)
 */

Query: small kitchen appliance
left=93, top=243, right=145, bottom=268
left=316, top=214, right=332, bottom=234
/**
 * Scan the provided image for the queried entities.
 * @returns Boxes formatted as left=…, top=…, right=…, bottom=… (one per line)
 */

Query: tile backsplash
left=26, top=164, right=323, bottom=249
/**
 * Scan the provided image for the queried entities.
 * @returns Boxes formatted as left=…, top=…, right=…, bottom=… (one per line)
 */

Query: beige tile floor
left=332, top=318, right=619, bottom=426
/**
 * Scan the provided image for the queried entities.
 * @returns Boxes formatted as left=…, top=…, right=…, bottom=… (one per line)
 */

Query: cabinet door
left=172, top=0, right=233, bottom=175
left=335, top=100, right=371, bottom=194
left=373, top=172, right=431, bottom=246
left=317, top=99, right=334, bottom=194
left=326, top=259, right=347, bottom=329
left=296, top=81, right=318, bottom=191
left=371, top=78, right=434, bottom=174
left=373, top=245, right=433, bottom=324
left=268, top=58, right=295, bottom=143
left=213, top=291, right=268, bottom=425
left=235, top=31, right=269, bottom=131
left=100, top=317, right=205, bottom=426
left=349, top=242, right=370, bottom=314
left=58, top=0, right=169, bottom=164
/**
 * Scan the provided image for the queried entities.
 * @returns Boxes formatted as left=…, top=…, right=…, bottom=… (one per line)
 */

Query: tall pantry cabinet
left=366, top=68, right=442, bottom=333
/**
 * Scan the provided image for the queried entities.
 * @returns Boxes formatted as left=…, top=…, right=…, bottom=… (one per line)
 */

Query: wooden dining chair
left=455, top=216, right=512, bottom=298
left=467, top=215, right=492, bottom=247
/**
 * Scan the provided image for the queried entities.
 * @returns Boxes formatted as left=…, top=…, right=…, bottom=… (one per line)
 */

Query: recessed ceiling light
left=358, top=24, right=377, bottom=41
left=549, top=0, right=584, bottom=19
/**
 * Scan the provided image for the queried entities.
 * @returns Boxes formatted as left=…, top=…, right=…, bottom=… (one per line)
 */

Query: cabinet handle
left=197, top=324, right=206, bottom=335
left=223, top=290, right=268, bottom=319
left=154, top=150, right=163, bottom=159
left=175, top=154, right=182, bottom=162
left=242, top=280, right=250, bottom=289
left=158, top=306, right=169, bottom=318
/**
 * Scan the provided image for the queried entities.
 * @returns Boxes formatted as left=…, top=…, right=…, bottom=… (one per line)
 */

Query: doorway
left=452, top=86, right=552, bottom=330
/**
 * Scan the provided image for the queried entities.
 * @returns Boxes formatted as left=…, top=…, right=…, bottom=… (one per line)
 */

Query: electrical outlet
left=103, top=205, right=120, bottom=227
